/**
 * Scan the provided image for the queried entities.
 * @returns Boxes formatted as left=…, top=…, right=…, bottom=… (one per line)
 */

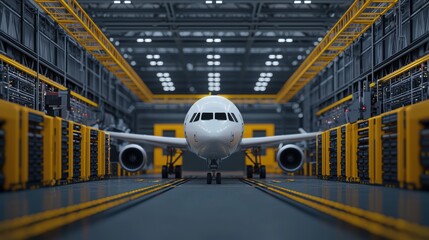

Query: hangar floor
left=1, top=176, right=429, bottom=240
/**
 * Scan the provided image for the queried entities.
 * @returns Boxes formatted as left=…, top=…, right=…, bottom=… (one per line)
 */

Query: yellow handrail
left=0, top=53, right=98, bottom=107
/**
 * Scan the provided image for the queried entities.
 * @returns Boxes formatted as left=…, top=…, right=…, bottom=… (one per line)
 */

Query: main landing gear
left=207, top=159, right=221, bottom=184
left=245, top=147, right=266, bottom=179
left=161, top=147, right=183, bottom=179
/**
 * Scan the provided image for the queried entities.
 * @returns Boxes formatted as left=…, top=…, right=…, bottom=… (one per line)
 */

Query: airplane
left=108, top=95, right=319, bottom=184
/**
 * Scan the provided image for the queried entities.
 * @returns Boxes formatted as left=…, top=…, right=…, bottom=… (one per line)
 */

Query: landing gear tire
left=207, top=173, right=212, bottom=184
left=216, top=172, right=221, bottom=184
left=174, top=165, right=182, bottom=179
left=246, top=165, right=253, bottom=179
left=161, top=165, right=168, bottom=179
left=260, top=165, right=266, bottom=179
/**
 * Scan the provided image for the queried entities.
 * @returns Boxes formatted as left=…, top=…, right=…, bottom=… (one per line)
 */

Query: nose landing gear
left=245, top=147, right=266, bottom=179
left=161, top=147, right=183, bottom=179
left=207, top=159, right=222, bottom=184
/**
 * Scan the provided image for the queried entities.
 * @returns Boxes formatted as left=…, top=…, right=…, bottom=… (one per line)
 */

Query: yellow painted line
left=0, top=179, right=186, bottom=239
left=244, top=179, right=429, bottom=240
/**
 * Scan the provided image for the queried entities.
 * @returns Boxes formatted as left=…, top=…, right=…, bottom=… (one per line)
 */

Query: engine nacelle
left=276, top=144, right=304, bottom=172
left=119, top=144, right=147, bottom=172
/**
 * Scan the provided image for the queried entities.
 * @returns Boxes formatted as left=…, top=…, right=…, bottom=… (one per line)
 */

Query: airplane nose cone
left=197, top=121, right=232, bottom=159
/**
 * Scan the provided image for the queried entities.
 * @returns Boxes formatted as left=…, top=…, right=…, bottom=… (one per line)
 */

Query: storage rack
left=420, top=121, right=429, bottom=187
left=382, top=65, right=428, bottom=112
left=27, top=113, right=44, bottom=186
left=381, top=113, right=399, bottom=185
left=61, top=120, right=69, bottom=181
left=0, top=120, right=4, bottom=187
left=89, top=129, right=98, bottom=179
left=0, top=65, right=36, bottom=109
left=316, top=134, right=323, bottom=178
left=357, top=120, right=370, bottom=183
left=329, top=129, right=338, bottom=179
left=340, top=126, right=346, bottom=180
left=105, top=134, right=110, bottom=177
left=72, top=123, right=82, bottom=181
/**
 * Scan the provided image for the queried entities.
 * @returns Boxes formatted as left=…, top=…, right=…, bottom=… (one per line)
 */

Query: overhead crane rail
left=34, top=0, right=153, bottom=101
left=277, top=0, right=398, bottom=103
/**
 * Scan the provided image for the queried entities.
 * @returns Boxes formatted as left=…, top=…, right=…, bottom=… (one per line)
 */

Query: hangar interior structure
left=1, top=0, right=429, bottom=239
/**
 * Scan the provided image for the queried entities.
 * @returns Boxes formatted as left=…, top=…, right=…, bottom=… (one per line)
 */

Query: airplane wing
left=108, top=132, right=188, bottom=149
left=240, top=132, right=320, bottom=149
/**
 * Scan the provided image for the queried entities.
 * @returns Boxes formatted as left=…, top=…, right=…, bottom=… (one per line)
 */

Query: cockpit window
left=194, top=113, right=201, bottom=122
left=189, top=113, right=197, bottom=122
left=201, top=112, right=213, bottom=120
left=230, top=113, right=239, bottom=122
left=227, top=113, right=234, bottom=122
left=215, top=113, right=227, bottom=120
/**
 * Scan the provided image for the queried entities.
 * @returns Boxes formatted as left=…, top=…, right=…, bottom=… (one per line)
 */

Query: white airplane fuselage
left=184, top=96, right=244, bottom=160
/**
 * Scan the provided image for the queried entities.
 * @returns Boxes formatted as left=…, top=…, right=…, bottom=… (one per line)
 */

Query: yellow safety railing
left=370, top=54, right=429, bottom=87
left=0, top=53, right=98, bottom=107
left=277, top=0, right=398, bottom=103
left=316, top=94, right=353, bottom=116
left=34, top=0, right=153, bottom=102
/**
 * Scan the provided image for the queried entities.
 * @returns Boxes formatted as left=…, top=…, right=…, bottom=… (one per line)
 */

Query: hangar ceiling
left=78, top=0, right=353, bottom=95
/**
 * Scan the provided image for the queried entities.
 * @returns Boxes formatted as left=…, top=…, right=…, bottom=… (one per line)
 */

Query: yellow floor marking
left=0, top=179, right=185, bottom=239
left=244, top=179, right=429, bottom=240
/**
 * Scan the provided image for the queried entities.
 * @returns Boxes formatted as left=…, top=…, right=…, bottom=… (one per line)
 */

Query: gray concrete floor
left=1, top=175, right=428, bottom=240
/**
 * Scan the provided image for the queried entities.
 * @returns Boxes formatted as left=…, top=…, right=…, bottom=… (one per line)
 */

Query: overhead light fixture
left=272, top=61, right=279, bottom=66
left=278, top=38, right=285, bottom=43
left=292, top=60, right=298, bottom=66
left=260, top=73, right=266, bottom=77
left=208, top=73, right=214, bottom=77
left=269, top=55, right=276, bottom=59
left=214, top=61, right=220, bottom=66
left=205, top=0, right=212, bottom=4
left=294, top=0, right=302, bottom=4
left=157, top=61, right=163, bottom=66
left=266, top=72, right=273, bottom=77
left=159, top=77, right=166, bottom=81
left=150, top=61, right=157, bottom=66
left=206, top=38, right=214, bottom=43
left=207, top=61, right=214, bottom=66
left=318, top=37, right=323, bottom=42
left=216, top=0, right=223, bottom=4
left=146, top=55, right=153, bottom=59
left=304, top=0, right=312, bottom=4
left=208, top=77, right=214, bottom=82
left=214, top=72, right=220, bottom=77
left=113, top=0, right=120, bottom=4
left=214, top=38, right=221, bottom=43
left=286, top=38, right=293, bottom=43
left=153, top=54, right=160, bottom=59
left=214, top=77, right=220, bottom=82
left=297, top=55, right=303, bottom=60
left=130, top=61, right=136, bottom=66
left=265, top=61, right=272, bottom=66
left=124, top=0, right=131, bottom=3
left=163, top=73, right=170, bottom=77
left=109, top=37, right=114, bottom=42
left=276, top=55, right=283, bottom=59
left=137, top=38, right=152, bottom=43
left=114, top=41, right=120, bottom=46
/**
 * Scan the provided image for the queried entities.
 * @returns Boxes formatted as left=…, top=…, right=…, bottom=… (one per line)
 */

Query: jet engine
left=119, top=144, right=147, bottom=172
left=276, top=144, right=304, bottom=172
